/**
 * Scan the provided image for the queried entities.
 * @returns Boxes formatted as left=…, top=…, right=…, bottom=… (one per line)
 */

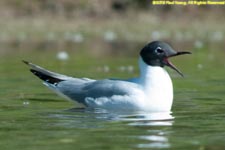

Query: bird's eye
left=155, top=47, right=164, bottom=54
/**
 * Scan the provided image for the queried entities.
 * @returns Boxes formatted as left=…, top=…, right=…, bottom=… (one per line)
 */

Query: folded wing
left=24, top=61, right=143, bottom=109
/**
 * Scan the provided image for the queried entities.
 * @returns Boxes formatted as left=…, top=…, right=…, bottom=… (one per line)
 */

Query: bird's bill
left=169, top=51, right=192, bottom=57
left=164, top=51, right=191, bottom=77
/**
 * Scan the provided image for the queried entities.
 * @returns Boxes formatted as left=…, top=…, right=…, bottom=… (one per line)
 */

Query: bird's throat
left=139, top=57, right=173, bottom=97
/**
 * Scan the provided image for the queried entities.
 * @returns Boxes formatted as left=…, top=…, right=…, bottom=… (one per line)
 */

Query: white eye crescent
left=155, top=47, right=164, bottom=54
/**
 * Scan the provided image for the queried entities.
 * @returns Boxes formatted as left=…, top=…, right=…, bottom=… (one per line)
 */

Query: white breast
left=137, top=58, right=173, bottom=112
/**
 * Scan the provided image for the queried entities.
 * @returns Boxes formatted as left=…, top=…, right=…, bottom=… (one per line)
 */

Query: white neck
left=138, top=57, right=173, bottom=112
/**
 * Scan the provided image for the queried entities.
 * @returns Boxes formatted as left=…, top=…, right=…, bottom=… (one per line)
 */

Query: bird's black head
left=140, top=41, right=191, bottom=76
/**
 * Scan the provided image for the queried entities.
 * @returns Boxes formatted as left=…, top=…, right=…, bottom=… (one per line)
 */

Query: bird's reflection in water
left=137, top=130, right=171, bottom=149
left=104, top=110, right=174, bottom=149
left=66, top=107, right=174, bottom=122
left=50, top=108, right=173, bottom=149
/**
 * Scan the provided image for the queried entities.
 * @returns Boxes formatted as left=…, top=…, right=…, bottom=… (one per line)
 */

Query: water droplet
left=57, top=51, right=69, bottom=61
left=118, top=66, right=126, bottom=72
left=23, top=101, right=30, bottom=105
left=127, top=65, right=134, bottom=73
left=72, top=33, right=84, bottom=43
left=197, top=64, right=203, bottom=70
left=194, top=40, right=203, bottom=49
left=59, top=138, right=74, bottom=143
left=151, top=30, right=161, bottom=40
left=104, top=31, right=117, bottom=42
left=103, top=65, right=110, bottom=73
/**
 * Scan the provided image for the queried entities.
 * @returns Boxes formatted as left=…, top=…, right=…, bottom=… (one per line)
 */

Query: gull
left=23, top=41, right=191, bottom=112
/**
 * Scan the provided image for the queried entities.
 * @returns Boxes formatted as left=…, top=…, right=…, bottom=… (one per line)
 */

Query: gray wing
left=24, top=60, right=140, bottom=106
left=56, top=79, right=141, bottom=105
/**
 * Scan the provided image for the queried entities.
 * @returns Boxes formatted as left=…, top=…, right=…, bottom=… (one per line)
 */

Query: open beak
left=164, top=51, right=191, bottom=77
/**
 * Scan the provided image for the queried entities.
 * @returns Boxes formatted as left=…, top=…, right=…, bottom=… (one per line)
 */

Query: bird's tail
left=23, top=60, right=71, bottom=85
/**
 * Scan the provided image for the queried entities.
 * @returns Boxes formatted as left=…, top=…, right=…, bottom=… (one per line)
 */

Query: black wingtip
left=30, top=69, right=64, bottom=85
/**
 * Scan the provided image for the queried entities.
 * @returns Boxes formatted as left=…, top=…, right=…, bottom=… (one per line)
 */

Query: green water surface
left=1, top=45, right=225, bottom=150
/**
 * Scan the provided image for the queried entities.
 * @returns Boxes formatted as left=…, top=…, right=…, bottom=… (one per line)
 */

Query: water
left=1, top=43, right=225, bottom=150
